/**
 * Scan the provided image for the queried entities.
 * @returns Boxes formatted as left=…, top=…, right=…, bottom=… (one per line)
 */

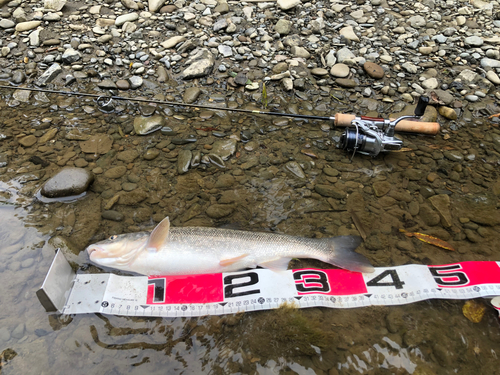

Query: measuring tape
left=37, top=250, right=500, bottom=317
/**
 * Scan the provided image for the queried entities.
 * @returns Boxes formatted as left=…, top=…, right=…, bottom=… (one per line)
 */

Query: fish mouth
left=86, top=246, right=102, bottom=258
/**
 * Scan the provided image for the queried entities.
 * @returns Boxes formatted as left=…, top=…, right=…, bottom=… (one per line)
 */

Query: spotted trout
left=86, top=217, right=374, bottom=275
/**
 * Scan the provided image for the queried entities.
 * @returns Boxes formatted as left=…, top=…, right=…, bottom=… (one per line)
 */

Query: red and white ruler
left=37, top=250, right=500, bottom=317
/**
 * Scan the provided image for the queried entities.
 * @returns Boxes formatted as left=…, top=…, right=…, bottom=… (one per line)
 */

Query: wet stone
left=102, top=210, right=124, bottom=221
left=183, top=87, right=202, bottom=103
left=177, top=150, right=192, bottom=174
left=211, top=139, right=237, bottom=160
left=372, top=181, right=391, bottom=197
left=314, top=184, right=346, bottom=199
left=133, top=115, right=165, bottom=135
left=122, top=182, right=137, bottom=191
left=117, top=150, right=139, bottom=163
left=285, top=161, right=306, bottom=179
left=206, top=204, right=234, bottom=219
left=80, top=134, right=113, bottom=154
left=143, top=149, right=160, bottom=160
left=443, top=150, right=464, bottom=162
left=116, top=79, right=130, bottom=90
left=19, top=135, right=37, bottom=147
left=104, top=166, right=127, bottom=179
left=419, top=205, right=441, bottom=226
left=41, top=167, right=94, bottom=198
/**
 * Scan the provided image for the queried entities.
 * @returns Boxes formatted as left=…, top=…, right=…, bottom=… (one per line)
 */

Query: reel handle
left=334, top=113, right=440, bottom=135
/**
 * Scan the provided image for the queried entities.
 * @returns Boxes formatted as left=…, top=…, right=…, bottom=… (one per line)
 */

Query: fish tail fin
left=322, top=236, right=374, bottom=273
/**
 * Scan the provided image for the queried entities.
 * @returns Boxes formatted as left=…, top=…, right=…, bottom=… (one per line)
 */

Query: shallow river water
left=1, top=87, right=500, bottom=375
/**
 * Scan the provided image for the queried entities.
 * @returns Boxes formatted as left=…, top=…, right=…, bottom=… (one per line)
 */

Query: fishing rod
left=0, top=84, right=440, bottom=157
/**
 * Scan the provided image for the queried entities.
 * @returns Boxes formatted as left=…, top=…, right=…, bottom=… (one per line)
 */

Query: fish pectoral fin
left=259, top=257, right=291, bottom=272
left=146, top=216, right=170, bottom=252
left=219, top=254, right=249, bottom=267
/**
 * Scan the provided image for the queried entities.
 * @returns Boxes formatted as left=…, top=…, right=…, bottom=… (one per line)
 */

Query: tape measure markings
left=48, top=258, right=500, bottom=317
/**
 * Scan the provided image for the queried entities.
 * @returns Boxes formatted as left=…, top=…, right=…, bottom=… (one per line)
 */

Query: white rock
left=336, top=47, right=355, bottom=63
left=486, top=70, right=500, bottom=85
left=277, top=0, right=301, bottom=10
left=15, top=21, right=41, bottom=32
left=44, top=0, right=66, bottom=11
left=115, top=13, right=138, bottom=26
left=456, top=16, right=466, bottom=26
left=402, top=62, right=418, bottom=74
left=325, top=50, right=336, bottom=67
left=330, top=63, right=350, bottom=78
left=29, top=29, right=41, bottom=46
left=422, top=77, right=439, bottom=90
left=149, top=0, right=166, bottom=12
left=340, top=26, right=359, bottom=42
left=457, top=69, right=478, bottom=83
left=481, top=57, right=500, bottom=68
left=161, top=36, right=186, bottom=49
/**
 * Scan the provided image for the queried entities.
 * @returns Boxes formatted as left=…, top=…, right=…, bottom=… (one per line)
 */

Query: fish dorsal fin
left=220, top=254, right=249, bottom=267
left=146, top=217, right=170, bottom=252
left=259, top=257, right=291, bottom=272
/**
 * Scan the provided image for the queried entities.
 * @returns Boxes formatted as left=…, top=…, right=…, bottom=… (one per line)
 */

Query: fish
left=86, top=216, right=375, bottom=276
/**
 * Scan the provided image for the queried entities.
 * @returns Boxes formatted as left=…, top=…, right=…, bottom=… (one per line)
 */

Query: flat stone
left=315, top=184, right=346, bottom=199
left=44, top=0, right=66, bottom=11
left=38, top=128, right=58, bottom=143
left=311, top=68, right=328, bottom=76
left=481, top=57, right=500, bottom=68
left=464, top=36, right=483, bottom=46
left=104, top=166, right=127, bottom=179
left=149, top=0, right=166, bottom=12
left=80, top=134, right=113, bottom=154
left=290, top=46, right=310, bottom=58
left=285, top=161, right=306, bottom=178
left=335, top=78, right=357, bottom=88
left=177, top=149, right=192, bottom=174
left=206, top=204, right=235, bottom=218
left=486, top=70, right=500, bottom=85
left=0, top=19, right=15, bottom=29
left=19, top=135, right=37, bottom=147
left=102, top=210, right=124, bottom=221
left=429, top=194, right=452, bottom=227
left=117, top=150, right=139, bottom=163
left=41, top=167, right=94, bottom=198
left=339, top=26, right=359, bottom=42
left=35, top=63, right=61, bottom=86
left=15, top=21, right=41, bottom=32
left=115, top=13, right=139, bottom=26
left=211, top=139, right=237, bottom=160
left=277, top=0, right=301, bottom=10
left=438, top=106, right=457, bottom=120
left=373, top=181, right=391, bottom=197
left=133, top=115, right=165, bottom=135
left=363, top=61, right=384, bottom=79
left=330, top=63, right=350, bottom=78
left=160, top=36, right=186, bottom=49
left=183, top=87, right=202, bottom=103
left=422, top=77, right=439, bottom=90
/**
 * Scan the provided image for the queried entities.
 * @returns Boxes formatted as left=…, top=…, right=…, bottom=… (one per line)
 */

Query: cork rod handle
left=334, top=113, right=440, bottom=135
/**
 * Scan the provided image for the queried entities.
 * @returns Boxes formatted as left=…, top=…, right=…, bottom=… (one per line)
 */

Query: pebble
left=41, top=168, right=94, bottom=198
left=330, top=64, right=350, bottom=78
left=363, top=62, right=384, bottom=79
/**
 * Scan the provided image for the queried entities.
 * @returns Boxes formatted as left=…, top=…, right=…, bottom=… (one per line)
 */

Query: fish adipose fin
left=322, top=236, right=374, bottom=273
left=146, top=216, right=170, bottom=252
left=259, top=257, right=291, bottom=272
left=220, top=254, right=249, bottom=267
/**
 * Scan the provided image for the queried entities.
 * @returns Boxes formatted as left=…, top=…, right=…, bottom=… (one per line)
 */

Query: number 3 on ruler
left=366, top=270, right=405, bottom=289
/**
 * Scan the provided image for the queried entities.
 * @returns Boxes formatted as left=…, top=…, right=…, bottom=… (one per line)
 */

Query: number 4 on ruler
left=366, top=270, right=406, bottom=289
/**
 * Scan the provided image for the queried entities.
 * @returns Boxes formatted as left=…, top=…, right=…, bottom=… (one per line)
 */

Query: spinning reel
left=339, top=96, right=430, bottom=158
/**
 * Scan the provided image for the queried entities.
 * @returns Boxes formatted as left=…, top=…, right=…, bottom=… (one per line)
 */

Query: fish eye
left=108, top=235, right=118, bottom=240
